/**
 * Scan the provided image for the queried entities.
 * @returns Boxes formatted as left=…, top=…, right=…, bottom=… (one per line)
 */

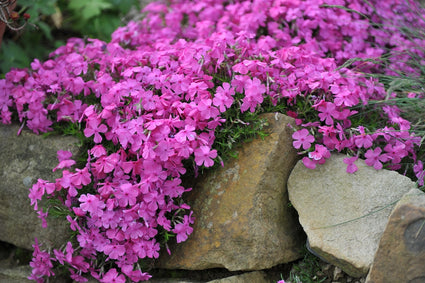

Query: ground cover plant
left=0, top=0, right=424, bottom=282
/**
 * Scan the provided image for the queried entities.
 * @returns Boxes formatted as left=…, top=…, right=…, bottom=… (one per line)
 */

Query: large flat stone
left=288, top=154, right=415, bottom=277
left=158, top=113, right=305, bottom=271
left=0, top=124, right=80, bottom=250
left=366, top=188, right=425, bottom=283
left=207, top=271, right=269, bottom=283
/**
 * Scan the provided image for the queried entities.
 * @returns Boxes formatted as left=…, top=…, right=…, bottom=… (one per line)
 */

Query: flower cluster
left=1, top=0, right=425, bottom=281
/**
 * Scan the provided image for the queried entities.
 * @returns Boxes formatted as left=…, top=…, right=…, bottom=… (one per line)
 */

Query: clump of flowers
left=1, top=0, right=424, bottom=281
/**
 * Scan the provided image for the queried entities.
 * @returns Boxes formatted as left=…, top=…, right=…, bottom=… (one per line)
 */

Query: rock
left=288, top=154, right=415, bottom=277
left=149, top=280, right=200, bottom=283
left=158, top=113, right=305, bottom=271
left=366, top=188, right=425, bottom=283
left=0, top=124, right=80, bottom=250
left=0, top=264, right=32, bottom=283
left=207, top=271, right=269, bottom=283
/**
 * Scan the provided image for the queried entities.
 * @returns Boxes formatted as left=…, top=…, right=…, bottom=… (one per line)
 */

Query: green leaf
left=68, top=0, right=113, bottom=21
left=0, top=40, right=31, bottom=75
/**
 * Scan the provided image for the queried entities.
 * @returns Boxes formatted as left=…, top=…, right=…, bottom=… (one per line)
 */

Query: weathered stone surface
left=159, top=113, right=305, bottom=271
left=0, top=264, right=32, bottom=283
left=366, top=188, right=425, bottom=283
left=207, top=271, right=269, bottom=283
left=288, top=154, right=415, bottom=277
left=0, top=124, right=80, bottom=250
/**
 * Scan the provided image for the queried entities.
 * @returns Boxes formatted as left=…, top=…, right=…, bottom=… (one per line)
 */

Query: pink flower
left=79, top=194, right=105, bottom=217
left=100, top=268, right=126, bottom=283
left=308, top=144, right=330, bottom=161
left=53, top=150, right=76, bottom=172
left=364, top=147, right=389, bottom=170
left=83, top=116, right=108, bottom=143
left=292, top=129, right=315, bottom=150
left=213, top=82, right=235, bottom=112
left=103, top=244, right=126, bottom=260
left=172, top=212, right=194, bottom=243
left=70, top=167, right=91, bottom=187
left=302, top=156, right=318, bottom=169
left=240, top=77, right=265, bottom=112
left=194, top=146, right=217, bottom=167
left=354, top=126, right=374, bottom=149
left=116, top=183, right=139, bottom=207
left=317, top=101, right=338, bottom=125
left=413, top=161, right=425, bottom=187
left=343, top=156, right=359, bottom=173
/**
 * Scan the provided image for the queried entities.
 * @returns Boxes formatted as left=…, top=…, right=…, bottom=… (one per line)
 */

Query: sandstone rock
left=366, top=188, right=425, bottom=283
left=288, top=154, right=415, bottom=277
left=158, top=113, right=305, bottom=271
left=207, top=271, right=269, bottom=283
left=0, top=124, right=80, bottom=250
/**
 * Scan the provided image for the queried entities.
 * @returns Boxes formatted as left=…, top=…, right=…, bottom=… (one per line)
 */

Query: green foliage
left=288, top=249, right=327, bottom=283
left=0, top=0, right=140, bottom=76
left=68, top=0, right=113, bottom=21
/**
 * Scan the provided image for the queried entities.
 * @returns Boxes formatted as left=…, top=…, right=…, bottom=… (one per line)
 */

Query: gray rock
left=0, top=264, right=32, bottom=283
left=366, top=188, right=425, bottom=283
left=288, top=154, right=415, bottom=277
left=0, top=124, right=80, bottom=250
left=207, top=271, right=269, bottom=283
left=158, top=113, right=305, bottom=271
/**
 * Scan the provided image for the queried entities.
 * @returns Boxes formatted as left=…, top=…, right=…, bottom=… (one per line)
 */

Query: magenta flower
left=343, top=156, right=359, bottom=174
left=172, top=212, right=194, bottom=243
left=302, top=156, right=318, bottom=170
left=317, top=101, right=338, bottom=125
left=103, top=244, right=126, bottom=260
left=364, top=148, right=389, bottom=170
left=308, top=144, right=330, bottom=161
left=413, top=161, right=425, bottom=187
left=53, top=150, right=76, bottom=172
left=83, top=116, right=108, bottom=143
left=292, top=129, right=315, bottom=150
left=79, top=193, right=105, bottom=217
left=100, top=268, right=126, bottom=283
left=194, top=146, right=217, bottom=167
left=115, top=183, right=139, bottom=207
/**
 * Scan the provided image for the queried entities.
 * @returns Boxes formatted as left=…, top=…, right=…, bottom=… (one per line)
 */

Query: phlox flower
left=292, top=129, right=315, bottom=150
left=240, top=77, right=266, bottom=112
left=364, top=147, right=389, bottom=170
left=302, top=156, right=318, bottom=170
left=308, top=144, right=330, bottom=161
left=316, top=101, right=338, bottom=125
left=194, top=145, right=217, bottom=167
left=116, top=183, right=139, bottom=207
left=83, top=116, right=108, bottom=143
left=70, top=167, right=91, bottom=187
left=79, top=193, right=105, bottom=217
left=343, top=156, right=359, bottom=174
left=100, top=268, right=126, bottom=283
left=213, top=82, right=235, bottom=112
left=384, top=143, right=408, bottom=164
left=413, top=161, right=425, bottom=187
left=354, top=126, right=374, bottom=149
left=172, top=212, right=194, bottom=243
left=28, top=239, right=55, bottom=281
left=53, top=150, right=76, bottom=172
left=175, top=124, right=197, bottom=143
left=103, top=244, right=126, bottom=260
